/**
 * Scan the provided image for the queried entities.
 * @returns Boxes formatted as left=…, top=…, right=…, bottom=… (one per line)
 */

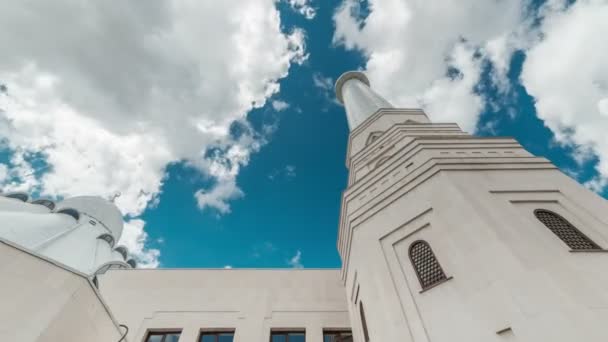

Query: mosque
left=2, top=71, right=608, bottom=342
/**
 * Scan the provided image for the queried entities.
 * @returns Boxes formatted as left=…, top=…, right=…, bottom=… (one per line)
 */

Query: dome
left=55, top=196, right=124, bottom=240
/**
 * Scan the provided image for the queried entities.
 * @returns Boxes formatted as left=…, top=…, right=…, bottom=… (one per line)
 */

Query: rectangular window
left=270, top=331, right=305, bottom=342
left=323, top=330, right=353, bottom=342
left=145, top=331, right=181, bottom=342
left=200, top=331, right=235, bottom=342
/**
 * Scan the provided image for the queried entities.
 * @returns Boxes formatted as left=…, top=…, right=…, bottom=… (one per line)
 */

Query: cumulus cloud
left=118, top=219, right=160, bottom=268
left=287, top=0, right=316, bottom=19
left=333, top=0, right=531, bottom=132
left=272, top=100, right=290, bottom=111
left=0, top=1, right=306, bottom=266
left=333, top=0, right=608, bottom=194
left=313, top=73, right=333, bottom=92
left=287, top=250, right=303, bottom=268
left=195, top=180, right=244, bottom=214
left=521, top=0, right=608, bottom=189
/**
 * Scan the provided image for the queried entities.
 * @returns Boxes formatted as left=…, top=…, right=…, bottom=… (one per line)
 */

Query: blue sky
left=143, top=0, right=362, bottom=268
left=0, top=0, right=607, bottom=268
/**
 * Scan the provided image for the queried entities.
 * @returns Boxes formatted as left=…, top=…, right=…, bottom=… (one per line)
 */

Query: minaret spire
left=335, top=71, right=393, bottom=130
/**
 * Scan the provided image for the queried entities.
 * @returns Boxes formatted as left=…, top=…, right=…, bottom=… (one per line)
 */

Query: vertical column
left=335, top=71, right=393, bottom=130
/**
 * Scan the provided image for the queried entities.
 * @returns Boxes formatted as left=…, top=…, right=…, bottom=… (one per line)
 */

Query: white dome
left=56, top=196, right=124, bottom=240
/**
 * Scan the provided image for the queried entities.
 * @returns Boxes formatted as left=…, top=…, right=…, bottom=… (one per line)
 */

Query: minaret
left=336, top=71, right=608, bottom=342
left=335, top=71, right=394, bottom=130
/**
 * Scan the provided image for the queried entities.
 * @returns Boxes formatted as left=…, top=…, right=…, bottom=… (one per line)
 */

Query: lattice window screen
left=534, top=209, right=600, bottom=250
left=409, top=240, right=447, bottom=289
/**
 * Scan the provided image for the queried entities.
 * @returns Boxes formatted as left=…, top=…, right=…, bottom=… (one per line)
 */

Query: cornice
left=337, top=155, right=556, bottom=280
left=345, top=108, right=429, bottom=167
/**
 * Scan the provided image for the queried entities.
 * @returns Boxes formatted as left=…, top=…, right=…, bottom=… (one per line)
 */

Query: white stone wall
left=341, top=137, right=608, bottom=341
left=334, top=74, right=608, bottom=341
left=0, top=240, right=123, bottom=342
left=98, top=269, right=350, bottom=342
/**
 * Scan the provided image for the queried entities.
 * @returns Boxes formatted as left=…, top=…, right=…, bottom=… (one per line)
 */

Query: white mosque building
left=2, top=71, right=608, bottom=342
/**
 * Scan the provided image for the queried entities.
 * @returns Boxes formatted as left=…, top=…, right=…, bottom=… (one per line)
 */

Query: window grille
left=409, top=240, right=448, bottom=289
left=534, top=209, right=600, bottom=250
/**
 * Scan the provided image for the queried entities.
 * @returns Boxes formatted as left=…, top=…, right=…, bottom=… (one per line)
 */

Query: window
left=114, top=246, right=128, bottom=260
left=56, top=208, right=80, bottom=221
left=409, top=240, right=448, bottom=290
left=200, top=331, right=235, bottom=342
left=534, top=209, right=600, bottom=250
left=359, top=302, right=370, bottom=342
left=270, top=331, right=305, bottom=342
left=32, top=199, right=56, bottom=210
left=5, top=192, right=28, bottom=202
left=97, top=233, right=115, bottom=247
left=145, top=331, right=181, bottom=342
left=126, top=258, right=137, bottom=268
left=323, top=330, right=353, bottom=342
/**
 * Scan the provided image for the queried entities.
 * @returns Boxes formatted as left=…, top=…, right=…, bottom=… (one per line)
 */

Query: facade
left=2, top=71, right=608, bottom=342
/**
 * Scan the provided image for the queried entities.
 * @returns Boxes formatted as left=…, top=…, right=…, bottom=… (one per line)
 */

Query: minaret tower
left=336, top=71, right=608, bottom=342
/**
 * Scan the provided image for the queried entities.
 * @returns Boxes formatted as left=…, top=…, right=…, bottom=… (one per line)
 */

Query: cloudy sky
left=1, top=0, right=607, bottom=268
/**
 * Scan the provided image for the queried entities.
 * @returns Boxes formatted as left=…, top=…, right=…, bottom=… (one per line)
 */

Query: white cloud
left=332, top=0, right=608, bottom=193
left=313, top=73, right=340, bottom=108
left=0, top=164, right=7, bottom=183
left=224, top=265, right=233, bottom=269
left=118, top=219, right=161, bottom=268
left=192, top=128, right=265, bottom=213
left=272, top=100, right=290, bottom=111
left=0, top=1, right=306, bottom=266
left=287, top=0, right=316, bottom=19
left=287, top=250, right=303, bottom=268
left=313, top=73, right=333, bottom=92
left=521, top=0, right=608, bottom=190
left=332, top=0, right=530, bottom=132
left=195, top=179, right=244, bottom=214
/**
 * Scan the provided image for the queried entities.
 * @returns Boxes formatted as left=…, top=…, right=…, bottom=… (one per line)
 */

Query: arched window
left=56, top=208, right=80, bottom=221
left=5, top=192, right=29, bottom=202
left=359, top=302, right=370, bottom=342
left=534, top=209, right=600, bottom=250
left=114, top=246, right=128, bottom=260
left=409, top=240, right=448, bottom=290
left=32, top=199, right=56, bottom=210
left=97, top=233, right=115, bottom=248
left=126, top=259, right=137, bottom=268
